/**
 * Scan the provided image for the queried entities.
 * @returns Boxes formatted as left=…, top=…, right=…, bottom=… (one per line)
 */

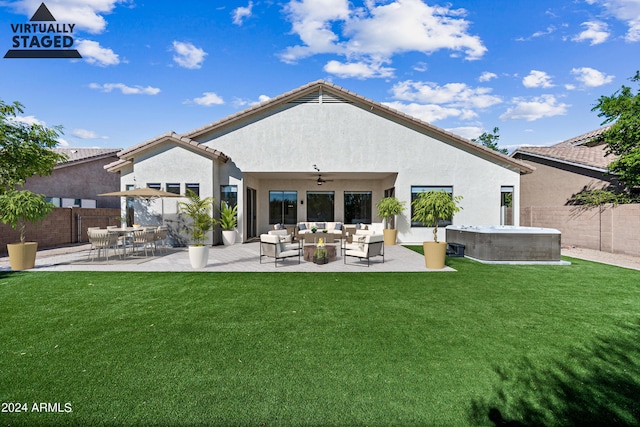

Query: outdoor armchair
left=259, top=234, right=301, bottom=266
left=343, top=234, right=385, bottom=266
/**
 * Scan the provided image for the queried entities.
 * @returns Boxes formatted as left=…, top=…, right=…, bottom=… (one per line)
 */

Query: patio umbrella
left=98, top=188, right=183, bottom=223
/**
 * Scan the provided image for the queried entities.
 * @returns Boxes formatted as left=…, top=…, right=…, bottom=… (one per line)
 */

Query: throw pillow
left=335, top=223, right=342, bottom=230
left=316, top=222, right=326, bottom=229
left=298, top=223, right=307, bottom=230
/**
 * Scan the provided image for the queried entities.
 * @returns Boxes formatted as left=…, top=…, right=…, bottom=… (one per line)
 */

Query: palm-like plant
left=219, top=202, right=238, bottom=231
left=178, top=190, right=217, bottom=245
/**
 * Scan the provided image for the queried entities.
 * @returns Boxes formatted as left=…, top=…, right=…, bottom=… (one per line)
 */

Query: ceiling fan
left=313, top=164, right=333, bottom=185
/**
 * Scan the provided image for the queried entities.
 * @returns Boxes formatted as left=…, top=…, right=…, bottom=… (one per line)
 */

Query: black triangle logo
left=30, top=3, right=56, bottom=22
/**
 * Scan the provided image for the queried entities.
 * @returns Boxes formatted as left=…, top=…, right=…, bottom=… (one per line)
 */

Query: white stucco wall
left=195, top=101, right=521, bottom=243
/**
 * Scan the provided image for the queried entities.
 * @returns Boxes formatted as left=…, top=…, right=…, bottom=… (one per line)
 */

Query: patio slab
left=0, top=243, right=453, bottom=273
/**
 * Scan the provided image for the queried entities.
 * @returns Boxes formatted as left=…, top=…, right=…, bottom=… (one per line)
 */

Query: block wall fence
left=1, top=207, right=121, bottom=255
left=521, top=204, right=640, bottom=257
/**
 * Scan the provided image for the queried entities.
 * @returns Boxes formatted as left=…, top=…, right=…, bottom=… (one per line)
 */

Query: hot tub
left=445, top=225, right=563, bottom=263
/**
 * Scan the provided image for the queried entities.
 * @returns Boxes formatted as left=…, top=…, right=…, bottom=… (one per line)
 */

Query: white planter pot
left=188, top=245, right=209, bottom=268
left=222, top=229, right=237, bottom=246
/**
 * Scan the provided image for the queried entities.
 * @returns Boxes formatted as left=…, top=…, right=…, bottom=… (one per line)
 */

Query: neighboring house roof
left=183, top=80, right=534, bottom=174
left=104, top=132, right=230, bottom=173
left=511, top=125, right=615, bottom=172
left=54, top=148, right=121, bottom=169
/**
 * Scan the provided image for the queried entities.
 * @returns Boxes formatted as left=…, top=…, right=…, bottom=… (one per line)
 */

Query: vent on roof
left=288, top=88, right=351, bottom=104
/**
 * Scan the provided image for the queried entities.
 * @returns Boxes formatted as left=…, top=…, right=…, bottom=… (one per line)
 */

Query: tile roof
left=512, top=125, right=615, bottom=171
left=53, top=148, right=120, bottom=167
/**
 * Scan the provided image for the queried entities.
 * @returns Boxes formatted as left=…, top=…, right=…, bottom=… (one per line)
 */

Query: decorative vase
left=423, top=241, right=447, bottom=269
left=188, top=245, right=209, bottom=268
left=222, top=229, right=237, bottom=246
left=383, top=229, right=398, bottom=245
left=7, top=242, right=38, bottom=271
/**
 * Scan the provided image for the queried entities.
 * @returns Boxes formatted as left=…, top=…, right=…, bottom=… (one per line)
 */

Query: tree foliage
left=471, top=127, right=508, bottom=155
left=178, top=190, right=217, bottom=245
left=411, top=190, right=463, bottom=243
left=591, top=71, right=640, bottom=191
left=0, top=100, right=66, bottom=193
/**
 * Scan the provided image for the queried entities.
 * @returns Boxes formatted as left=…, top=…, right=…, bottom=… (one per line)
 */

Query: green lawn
left=1, top=255, right=639, bottom=426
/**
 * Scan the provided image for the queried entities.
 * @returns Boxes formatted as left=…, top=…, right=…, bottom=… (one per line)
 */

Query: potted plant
left=411, top=190, right=463, bottom=269
left=376, top=196, right=406, bottom=245
left=178, top=190, right=217, bottom=268
left=220, top=202, right=238, bottom=246
left=0, top=190, right=54, bottom=270
left=0, top=99, right=66, bottom=270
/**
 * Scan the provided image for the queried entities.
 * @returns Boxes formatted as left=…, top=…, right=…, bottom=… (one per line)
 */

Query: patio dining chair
left=87, top=229, right=121, bottom=261
left=132, top=228, right=156, bottom=257
left=154, top=226, right=169, bottom=253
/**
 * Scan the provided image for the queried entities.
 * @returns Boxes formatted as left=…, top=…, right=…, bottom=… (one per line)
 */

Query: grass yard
left=1, top=254, right=639, bottom=426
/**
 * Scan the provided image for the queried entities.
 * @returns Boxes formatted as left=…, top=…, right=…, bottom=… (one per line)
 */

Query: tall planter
left=188, top=245, right=209, bottom=269
left=383, top=229, right=398, bottom=246
left=7, top=242, right=38, bottom=271
left=220, top=202, right=238, bottom=246
left=423, top=241, right=446, bottom=269
left=222, top=229, right=237, bottom=246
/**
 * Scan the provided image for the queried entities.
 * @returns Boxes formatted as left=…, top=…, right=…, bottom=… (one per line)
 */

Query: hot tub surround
left=445, top=225, right=562, bottom=263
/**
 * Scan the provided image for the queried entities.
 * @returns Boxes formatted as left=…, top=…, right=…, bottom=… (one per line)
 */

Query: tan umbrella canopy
left=98, top=188, right=183, bottom=198
left=98, top=188, right=184, bottom=224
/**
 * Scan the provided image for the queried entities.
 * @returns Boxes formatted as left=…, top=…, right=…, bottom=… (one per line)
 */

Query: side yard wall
left=521, top=204, right=640, bottom=257
left=1, top=207, right=121, bottom=255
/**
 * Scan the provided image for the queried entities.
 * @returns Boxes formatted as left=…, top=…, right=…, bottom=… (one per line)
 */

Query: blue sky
left=1, top=0, right=639, bottom=152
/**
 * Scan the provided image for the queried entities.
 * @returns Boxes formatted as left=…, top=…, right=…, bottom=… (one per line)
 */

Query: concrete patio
left=0, top=242, right=452, bottom=272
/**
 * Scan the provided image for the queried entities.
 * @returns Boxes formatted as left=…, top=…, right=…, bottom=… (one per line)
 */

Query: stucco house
left=511, top=125, right=621, bottom=210
left=24, top=147, right=122, bottom=209
left=105, top=80, right=533, bottom=244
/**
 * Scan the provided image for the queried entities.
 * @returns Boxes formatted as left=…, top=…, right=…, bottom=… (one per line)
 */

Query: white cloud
left=89, top=83, right=160, bottom=95
left=446, top=126, right=483, bottom=140
left=232, top=95, right=272, bottom=108
left=592, top=0, right=640, bottom=41
left=232, top=1, right=253, bottom=25
left=72, top=129, right=109, bottom=139
left=76, top=39, right=120, bottom=66
left=171, top=41, right=207, bottom=69
left=9, top=0, right=127, bottom=34
left=323, top=60, right=394, bottom=79
left=500, top=95, right=569, bottom=121
left=478, top=72, right=497, bottom=82
left=280, top=0, right=486, bottom=78
left=9, top=115, right=45, bottom=126
left=571, top=67, right=615, bottom=87
left=572, top=21, right=610, bottom=45
left=188, top=92, right=225, bottom=107
left=383, top=101, right=476, bottom=123
left=390, top=80, right=502, bottom=109
left=522, top=70, right=554, bottom=88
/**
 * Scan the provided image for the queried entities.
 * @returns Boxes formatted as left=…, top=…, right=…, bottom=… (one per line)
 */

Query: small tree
left=591, top=71, right=640, bottom=192
left=178, top=190, right=217, bottom=245
left=471, top=127, right=508, bottom=155
left=376, top=197, right=405, bottom=229
left=0, top=99, right=65, bottom=244
left=411, top=190, right=463, bottom=243
left=219, top=202, right=238, bottom=231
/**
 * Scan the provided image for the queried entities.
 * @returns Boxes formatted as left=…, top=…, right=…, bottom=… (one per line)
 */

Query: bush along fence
left=521, top=203, right=640, bottom=257
left=0, top=207, right=121, bottom=255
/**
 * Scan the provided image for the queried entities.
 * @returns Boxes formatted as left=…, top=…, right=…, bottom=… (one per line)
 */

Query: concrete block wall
left=522, top=204, right=640, bottom=257
left=1, top=207, right=121, bottom=255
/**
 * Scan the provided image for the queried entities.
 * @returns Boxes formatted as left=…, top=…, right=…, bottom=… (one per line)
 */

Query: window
left=307, top=191, right=334, bottom=222
left=269, top=191, right=297, bottom=224
left=501, top=186, right=514, bottom=226
left=411, top=186, right=454, bottom=227
left=221, top=185, right=238, bottom=207
left=166, top=183, right=181, bottom=194
left=185, top=183, right=200, bottom=197
left=344, top=191, right=372, bottom=224
left=147, top=183, right=161, bottom=190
